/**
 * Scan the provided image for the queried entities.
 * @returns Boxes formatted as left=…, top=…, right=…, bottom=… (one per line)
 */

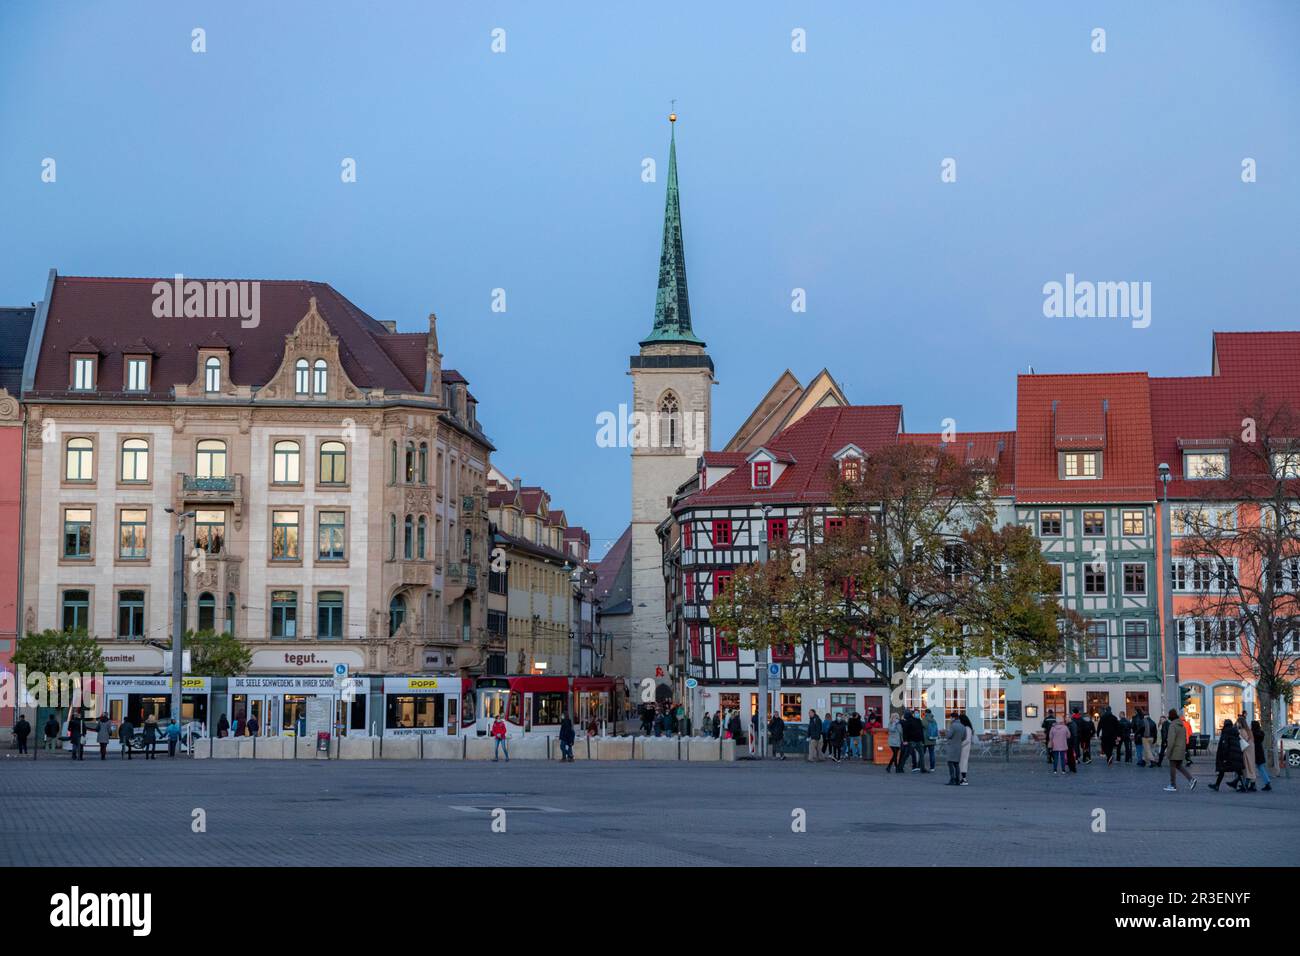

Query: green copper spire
left=641, top=115, right=705, bottom=347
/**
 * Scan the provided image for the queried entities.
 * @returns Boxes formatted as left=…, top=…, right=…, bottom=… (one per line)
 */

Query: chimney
left=513, top=476, right=522, bottom=491
left=425, top=312, right=442, bottom=394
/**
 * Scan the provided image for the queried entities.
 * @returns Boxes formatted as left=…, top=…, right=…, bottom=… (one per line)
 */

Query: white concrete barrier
left=255, top=737, right=288, bottom=759
left=720, top=738, right=736, bottom=762
left=380, top=736, right=420, bottom=760
left=190, top=738, right=212, bottom=759
left=503, top=735, right=545, bottom=760
left=422, top=736, right=464, bottom=760
left=640, top=736, right=680, bottom=761
left=339, top=736, right=377, bottom=760
left=211, top=737, right=239, bottom=759
left=596, top=736, right=633, bottom=760
left=687, top=737, right=721, bottom=762
left=466, top=736, right=501, bottom=761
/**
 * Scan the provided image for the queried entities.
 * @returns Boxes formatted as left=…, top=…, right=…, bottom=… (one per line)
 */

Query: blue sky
left=2, top=1, right=1298, bottom=557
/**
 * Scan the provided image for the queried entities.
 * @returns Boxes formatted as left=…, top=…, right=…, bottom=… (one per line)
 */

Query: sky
left=2, top=1, right=1298, bottom=559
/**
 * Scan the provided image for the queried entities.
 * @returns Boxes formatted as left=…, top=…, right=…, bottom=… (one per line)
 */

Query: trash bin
left=870, top=727, right=891, bottom=765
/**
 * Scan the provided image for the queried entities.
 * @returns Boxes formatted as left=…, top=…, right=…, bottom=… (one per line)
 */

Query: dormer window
left=295, top=359, right=310, bottom=394
left=72, top=356, right=96, bottom=391
left=125, top=357, right=149, bottom=392
left=204, top=357, right=222, bottom=393
left=1271, top=450, right=1300, bottom=479
left=1184, top=451, right=1227, bottom=480
left=1060, top=451, right=1100, bottom=479
left=753, top=461, right=771, bottom=488
left=312, top=359, right=327, bottom=395
left=840, top=457, right=861, bottom=482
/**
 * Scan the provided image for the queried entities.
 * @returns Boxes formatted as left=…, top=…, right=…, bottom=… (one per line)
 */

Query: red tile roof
left=30, top=275, right=426, bottom=397
left=1212, top=331, right=1300, bottom=381
left=682, top=405, right=903, bottom=508
left=1014, top=372, right=1155, bottom=503
left=901, top=430, right=1016, bottom=494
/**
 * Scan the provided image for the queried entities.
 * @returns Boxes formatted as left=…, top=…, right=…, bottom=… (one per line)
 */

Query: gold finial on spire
left=669, top=99, right=677, bottom=123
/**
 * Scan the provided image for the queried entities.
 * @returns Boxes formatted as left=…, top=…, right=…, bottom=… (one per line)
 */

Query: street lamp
left=1157, top=463, right=1176, bottom=715
left=164, top=508, right=195, bottom=730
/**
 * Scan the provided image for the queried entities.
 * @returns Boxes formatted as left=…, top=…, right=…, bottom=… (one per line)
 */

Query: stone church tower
left=628, top=115, right=714, bottom=697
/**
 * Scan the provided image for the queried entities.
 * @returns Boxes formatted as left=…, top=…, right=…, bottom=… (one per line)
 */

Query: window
left=120, top=438, right=149, bottom=482
left=715, top=629, right=737, bottom=660
left=271, top=510, right=300, bottom=560
left=405, top=442, right=416, bottom=483
left=1177, top=618, right=1239, bottom=655
left=126, top=358, right=149, bottom=391
left=389, top=514, right=397, bottom=560
left=403, top=515, right=414, bottom=559
left=1085, top=622, right=1108, bottom=660
left=943, top=544, right=966, bottom=582
left=1184, top=451, right=1227, bottom=480
left=1082, top=511, right=1105, bottom=536
left=1122, top=563, right=1146, bottom=595
left=767, top=517, right=787, bottom=542
left=194, top=510, right=225, bottom=554
left=195, top=439, right=227, bottom=479
left=659, top=392, right=680, bottom=448
left=713, top=571, right=733, bottom=598
left=318, top=512, right=346, bottom=561
left=1061, top=451, right=1100, bottom=479
left=225, top=592, right=236, bottom=635
left=1039, top=511, right=1062, bottom=536
left=317, top=591, right=344, bottom=639
left=1084, top=564, right=1106, bottom=594
left=825, top=516, right=846, bottom=537
left=65, top=438, right=94, bottom=481
left=390, top=441, right=398, bottom=484
left=312, top=359, right=327, bottom=395
left=840, top=457, right=861, bottom=482
left=197, top=592, right=215, bottom=632
left=319, top=441, right=347, bottom=484
left=1270, top=450, right=1300, bottom=478
left=1123, top=621, right=1149, bottom=660
left=62, top=589, right=90, bottom=632
left=712, top=520, right=732, bottom=547
left=72, top=357, right=95, bottom=391
left=119, top=509, right=148, bottom=559
left=417, top=516, right=427, bottom=559
left=983, top=687, right=1007, bottom=732
left=1048, top=563, right=1064, bottom=595
left=1171, top=505, right=1234, bottom=536
left=943, top=686, right=967, bottom=722
left=753, top=461, right=771, bottom=488
left=295, top=359, right=310, bottom=394
left=273, top=440, right=301, bottom=483
left=63, top=508, right=93, bottom=559
left=389, top=595, right=406, bottom=636
left=418, top=443, right=428, bottom=484
left=270, top=591, right=298, bottom=639
left=1122, top=510, right=1145, bottom=536
left=463, top=529, right=473, bottom=558
left=204, top=357, right=221, bottom=392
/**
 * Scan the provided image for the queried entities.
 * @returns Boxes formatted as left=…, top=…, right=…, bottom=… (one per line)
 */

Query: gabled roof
left=593, top=525, right=633, bottom=614
left=901, top=430, right=1017, bottom=495
left=683, top=405, right=903, bottom=508
left=1014, top=372, right=1154, bottom=503
left=29, top=275, right=427, bottom=397
left=723, top=368, right=849, bottom=454
left=1211, top=331, right=1300, bottom=380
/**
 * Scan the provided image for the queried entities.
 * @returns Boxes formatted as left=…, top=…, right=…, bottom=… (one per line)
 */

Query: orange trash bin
left=870, top=728, right=891, bottom=764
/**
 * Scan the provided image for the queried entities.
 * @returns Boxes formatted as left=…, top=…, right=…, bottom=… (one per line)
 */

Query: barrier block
left=190, top=738, right=211, bottom=759
left=380, top=736, right=420, bottom=760
left=687, top=737, right=721, bottom=761
left=236, top=738, right=256, bottom=759
left=720, top=738, right=736, bottom=762
left=422, top=736, right=464, bottom=760
left=339, top=736, right=377, bottom=760
left=254, top=737, right=288, bottom=759
left=596, top=736, right=633, bottom=760
left=640, top=736, right=680, bottom=761
left=507, top=735, right=548, bottom=760
left=466, top=736, right=503, bottom=761
left=211, top=737, right=239, bottom=759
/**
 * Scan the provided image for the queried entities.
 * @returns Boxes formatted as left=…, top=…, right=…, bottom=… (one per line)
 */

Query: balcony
left=447, top=562, right=478, bottom=590
left=176, top=473, right=245, bottom=528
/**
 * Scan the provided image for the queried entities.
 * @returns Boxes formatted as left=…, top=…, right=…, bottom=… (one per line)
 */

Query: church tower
left=628, top=113, right=714, bottom=696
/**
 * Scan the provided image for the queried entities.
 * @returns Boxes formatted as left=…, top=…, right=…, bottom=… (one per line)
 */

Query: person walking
left=922, top=709, right=939, bottom=771
left=118, top=717, right=134, bottom=759
left=95, top=713, right=112, bottom=760
left=1154, top=713, right=1169, bottom=767
left=142, top=714, right=159, bottom=759
left=68, top=713, right=84, bottom=760
left=958, top=712, right=973, bottom=784
left=1078, top=711, right=1096, bottom=763
left=1250, top=719, right=1272, bottom=792
left=14, top=715, right=31, bottom=755
left=1098, top=706, right=1120, bottom=766
left=1118, top=712, right=1134, bottom=762
left=1237, top=716, right=1258, bottom=792
left=1065, top=711, right=1079, bottom=773
left=1163, top=709, right=1197, bottom=792
left=491, top=715, right=510, bottom=761
left=1049, top=716, right=1070, bottom=773
left=166, top=718, right=181, bottom=758
left=886, top=712, right=903, bottom=772
left=558, top=712, right=575, bottom=762
left=945, top=713, right=967, bottom=785
left=768, top=712, right=786, bottom=760
left=1208, top=719, right=1243, bottom=791
left=43, top=714, right=60, bottom=752
left=807, top=710, right=824, bottom=763
left=846, top=711, right=863, bottom=760
left=1041, top=710, right=1057, bottom=765
left=820, top=710, right=833, bottom=757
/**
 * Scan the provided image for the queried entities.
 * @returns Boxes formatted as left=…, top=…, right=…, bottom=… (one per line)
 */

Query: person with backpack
left=807, top=710, right=823, bottom=763
left=491, top=715, right=510, bottom=761
left=166, top=718, right=182, bottom=757
left=904, top=709, right=926, bottom=772
left=828, top=714, right=847, bottom=763
left=1118, top=712, right=1133, bottom=762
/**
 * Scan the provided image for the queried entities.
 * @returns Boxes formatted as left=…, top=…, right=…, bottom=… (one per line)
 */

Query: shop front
left=382, top=676, right=463, bottom=737
left=1026, top=682, right=1162, bottom=729
left=104, top=676, right=212, bottom=737
left=226, top=676, right=369, bottom=737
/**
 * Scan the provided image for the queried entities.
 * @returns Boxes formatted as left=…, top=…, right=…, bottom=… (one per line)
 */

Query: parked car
left=1281, top=724, right=1300, bottom=768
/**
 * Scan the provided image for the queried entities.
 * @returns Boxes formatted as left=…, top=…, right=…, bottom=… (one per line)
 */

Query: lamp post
left=1157, top=463, right=1176, bottom=714
left=165, top=508, right=195, bottom=729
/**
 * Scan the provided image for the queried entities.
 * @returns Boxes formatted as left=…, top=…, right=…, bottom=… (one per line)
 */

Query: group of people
left=12, top=712, right=182, bottom=760
left=1208, top=715, right=1273, bottom=793
left=880, top=708, right=973, bottom=784
left=804, top=709, right=883, bottom=763
left=1042, top=706, right=1173, bottom=774
left=641, top=702, right=687, bottom=738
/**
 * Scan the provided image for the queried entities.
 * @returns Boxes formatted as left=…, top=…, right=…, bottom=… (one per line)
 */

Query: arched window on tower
left=659, top=392, right=681, bottom=449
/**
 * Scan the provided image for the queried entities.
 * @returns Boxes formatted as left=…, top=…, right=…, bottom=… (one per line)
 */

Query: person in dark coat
left=807, top=710, right=824, bottom=763
left=558, top=713, right=576, bottom=762
left=142, top=715, right=159, bottom=759
left=1098, top=707, right=1120, bottom=765
left=1065, top=713, right=1079, bottom=773
left=216, top=713, right=230, bottom=738
left=1250, top=719, right=1272, bottom=791
left=903, top=709, right=926, bottom=771
left=1209, top=719, right=1244, bottom=790
left=727, top=711, right=743, bottom=744
left=1077, top=711, right=1096, bottom=763
left=828, top=714, right=846, bottom=763
left=67, top=713, right=84, bottom=760
left=118, top=717, right=135, bottom=759
left=14, top=716, right=31, bottom=754
left=1118, top=713, right=1133, bottom=762
left=1041, top=710, right=1057, bottom=764
left=768, top=713, right=786, bottom=760
left=43, top=714, right=60, bottom=752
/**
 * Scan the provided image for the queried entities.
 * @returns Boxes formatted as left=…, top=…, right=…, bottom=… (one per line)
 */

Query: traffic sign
left=685, top=678, right=699, bottom=689
left=333, top=662, right=349, bottom=678
left=768, top=663, right=780, bottom=678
